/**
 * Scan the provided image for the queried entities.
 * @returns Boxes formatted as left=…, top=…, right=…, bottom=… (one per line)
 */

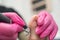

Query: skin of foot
left=28, top=15, right=40, bottom=40
left=18, top=15, right=48, bottom=40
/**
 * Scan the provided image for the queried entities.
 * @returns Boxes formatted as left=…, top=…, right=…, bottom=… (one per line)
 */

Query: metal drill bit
left=23, top=28, right=30, bottom=36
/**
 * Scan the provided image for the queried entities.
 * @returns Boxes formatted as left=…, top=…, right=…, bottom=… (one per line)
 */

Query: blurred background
left=0, top=0, right=60, bottom=40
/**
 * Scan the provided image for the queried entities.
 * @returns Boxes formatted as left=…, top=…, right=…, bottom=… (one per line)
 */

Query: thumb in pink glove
left=36, top=10, right=58, bottom=40
left=0, top=23, right=22, bottom=38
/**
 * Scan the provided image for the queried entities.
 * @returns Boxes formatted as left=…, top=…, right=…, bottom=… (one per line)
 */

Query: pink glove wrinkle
left=36, top=10, right=58, bottom=40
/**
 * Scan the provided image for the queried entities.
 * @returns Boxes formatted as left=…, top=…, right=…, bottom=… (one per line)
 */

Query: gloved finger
left=49, top=23, right=58, bottom=40
left=41, top=11, right=58, bottom=40
left=10, top=23, right=23, bottom=32
left=2, top=12, right=25, bottom=26
left=43, top=10, right=54, bottom=20
left=28, top=15, right=38, bottom=28
left=40, top=21, right=54, bottom=38
left=37, top=11, right=46, bottom=26
left=0, top=23, right=23, bottom=36
left=36, top=16, right=51, bottom=34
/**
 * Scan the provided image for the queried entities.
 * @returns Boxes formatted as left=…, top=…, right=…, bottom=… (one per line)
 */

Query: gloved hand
left=0, top=12, right=25, bottom=40
left=0, top=23, right=22, bottom=40
left=28, top=10, right=58, bottom=40
left=36, top=10, right=58, bottom=40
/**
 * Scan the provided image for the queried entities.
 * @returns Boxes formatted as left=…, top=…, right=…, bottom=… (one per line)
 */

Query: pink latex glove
left=3, top=12, right=25, bottom=26
left=0, top=12, right=25, bottom=40
left=36, top=10, right=58, bottom=40
left=0, top=23, right=22, bottom=40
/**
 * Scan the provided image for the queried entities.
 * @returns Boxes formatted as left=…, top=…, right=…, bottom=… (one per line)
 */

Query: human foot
left=28, top=15, right=40, bottom=40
